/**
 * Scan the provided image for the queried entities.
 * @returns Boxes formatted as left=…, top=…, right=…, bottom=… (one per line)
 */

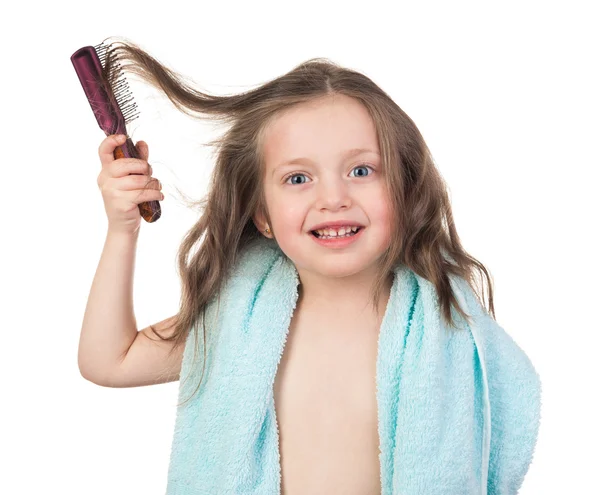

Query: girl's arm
left=105, top=315, right=183, bottom=388
left=78, top=229, right=183, bottom=387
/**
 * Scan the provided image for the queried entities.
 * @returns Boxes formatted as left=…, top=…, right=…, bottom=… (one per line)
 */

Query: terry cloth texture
left=166, top=236, right=541, bottom=494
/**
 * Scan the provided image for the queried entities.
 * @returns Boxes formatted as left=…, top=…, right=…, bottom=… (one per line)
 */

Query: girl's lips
left=309, top=227, right=364, bottom=248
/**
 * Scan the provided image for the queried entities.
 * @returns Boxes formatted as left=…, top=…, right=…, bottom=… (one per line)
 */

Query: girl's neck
left=296, top=268, right=393, bottom=319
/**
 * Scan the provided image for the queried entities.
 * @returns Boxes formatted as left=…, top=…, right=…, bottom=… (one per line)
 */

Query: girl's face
left=257, top=94, right=392, bottom=280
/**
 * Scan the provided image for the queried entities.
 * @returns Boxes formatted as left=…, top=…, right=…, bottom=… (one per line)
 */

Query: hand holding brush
left=96, top=134, right=163, bottom=235
left=71, top=41, right=161, bottom=223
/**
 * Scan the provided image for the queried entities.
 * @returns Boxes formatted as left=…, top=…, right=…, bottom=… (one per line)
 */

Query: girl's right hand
left=96, top=134, right=163, bottom=235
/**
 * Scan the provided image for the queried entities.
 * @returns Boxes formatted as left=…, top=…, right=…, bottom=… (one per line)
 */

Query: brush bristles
left=94, top=42, right=140, bottom=125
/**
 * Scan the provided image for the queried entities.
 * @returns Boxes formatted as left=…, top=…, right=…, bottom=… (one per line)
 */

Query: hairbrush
left=70, top=41, right=161, bottom=223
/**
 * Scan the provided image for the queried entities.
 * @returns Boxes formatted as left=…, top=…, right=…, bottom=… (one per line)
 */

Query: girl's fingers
left=98, top=135, right=153, bottom=178
left=117, top=175, right=161, bottom=192
left=134, top=140, right=152, bottom=175
left=98, top=134, right=126, bottom=169
left=135, top=140, right=149, bottom=162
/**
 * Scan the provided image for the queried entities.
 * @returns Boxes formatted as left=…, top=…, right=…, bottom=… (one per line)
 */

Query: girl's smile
left=309, top=226, right=365, bottom=249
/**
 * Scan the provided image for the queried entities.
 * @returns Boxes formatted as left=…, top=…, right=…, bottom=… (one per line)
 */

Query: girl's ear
left=252, top=212, right=270, bottom=237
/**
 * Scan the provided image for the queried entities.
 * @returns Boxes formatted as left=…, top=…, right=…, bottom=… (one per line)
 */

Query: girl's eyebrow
left=272, top=148, right=380, bottom=177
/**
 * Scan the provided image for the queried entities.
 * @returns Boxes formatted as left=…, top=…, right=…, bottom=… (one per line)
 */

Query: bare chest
left=273, top=311, right=382, bottom=495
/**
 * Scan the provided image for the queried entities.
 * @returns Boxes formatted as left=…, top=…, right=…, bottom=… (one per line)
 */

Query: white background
left=2, top=0, right=598, bottom=493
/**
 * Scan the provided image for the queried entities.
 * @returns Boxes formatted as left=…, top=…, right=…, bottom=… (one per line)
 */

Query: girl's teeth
left=320, top=232, right=355, bottom=239
left=315, top=226, right=360, bottom=238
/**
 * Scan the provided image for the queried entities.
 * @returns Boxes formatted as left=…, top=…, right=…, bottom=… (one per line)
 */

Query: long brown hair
left=100, top=36, right=496, bottom=406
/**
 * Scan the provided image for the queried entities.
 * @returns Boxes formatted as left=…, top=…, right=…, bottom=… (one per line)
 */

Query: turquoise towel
left=166, top=236, right=541, bottom=494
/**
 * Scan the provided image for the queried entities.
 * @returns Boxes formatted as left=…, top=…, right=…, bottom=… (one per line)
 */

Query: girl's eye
left=284, top=164, right=374, bottom=185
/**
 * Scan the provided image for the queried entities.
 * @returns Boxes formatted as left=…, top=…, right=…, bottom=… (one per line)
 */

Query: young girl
left=79, top=38, right=541, bottom=495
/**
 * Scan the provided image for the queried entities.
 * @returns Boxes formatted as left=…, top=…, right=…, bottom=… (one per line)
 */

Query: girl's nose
left=315, top=178, right=351, bottom=210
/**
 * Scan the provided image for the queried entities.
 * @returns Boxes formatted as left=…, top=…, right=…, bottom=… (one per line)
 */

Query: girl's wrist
left=106, top=226, right=140, bottom=242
